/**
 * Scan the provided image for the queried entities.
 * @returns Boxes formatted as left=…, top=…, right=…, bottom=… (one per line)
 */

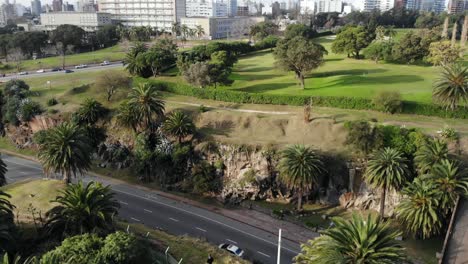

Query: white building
left=316, top=0, right=342, bottom=12
left=300, top=0, right=315, bottom=14
left=180, top=16, right=264, bottom=39
left=186, top=0, right=228, bottom=17
left=379, top=0, right=394, bottom=11
left=99, top=0, right=186, bottom=31
left=40, top=12, right=112, bottom=31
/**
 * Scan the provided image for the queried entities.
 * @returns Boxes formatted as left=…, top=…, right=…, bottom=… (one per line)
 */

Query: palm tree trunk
left=297, top=189, right=303, bottom=211
left=380, top=184, right=386, bottom=218
left=63, top=170, right=71, bottom=184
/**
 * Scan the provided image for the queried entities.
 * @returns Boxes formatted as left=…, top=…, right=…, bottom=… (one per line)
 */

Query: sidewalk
left=445, top=198, right=468, bottom=264
left=0, top=148, right=317, bottom=245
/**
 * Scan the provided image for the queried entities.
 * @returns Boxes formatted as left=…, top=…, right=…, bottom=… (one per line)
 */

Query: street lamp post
left=277, top=229, right=282, bottom=264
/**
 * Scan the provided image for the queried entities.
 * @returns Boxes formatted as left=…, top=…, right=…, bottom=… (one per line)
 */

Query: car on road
left=218, top=243, right=244, bottom=257
left=100, top=61, right=110, bottom=66
left=74, top=64, right=88, bottom=69
left=51, top=67, right=61, bottom=72
left=0, top=73, right=5, bottom=77
left=64, top=69, right=74, bottom=73
left=36, top=69, right=45, bottom=73
left=18, top=71, right=28, bottom=75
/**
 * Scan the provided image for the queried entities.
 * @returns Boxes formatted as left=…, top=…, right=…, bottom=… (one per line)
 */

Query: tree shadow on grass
left=199, top=120, right=235, bottom=136
left=66, top=84, right=90, bottom=95
left=236, top=82, right=297, bottom=93
left=325, top=58, right=344, bottom=62
left=233, top=74, right=283, bottom=81
left=309, top=74, right=424, bottom=90
left=310, top=68, right=388, bottom=78
left=236, top=66, right=274, bottom=73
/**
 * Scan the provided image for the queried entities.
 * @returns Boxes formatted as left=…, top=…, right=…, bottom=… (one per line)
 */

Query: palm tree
left=44, top=181, right=119, bottom=239
left=433, top=63, right=468, bottom=110
left=37, top=122, right=92, bottom=184
left=171, top=22, right=181, bottom=37
left=396, top=177, right=442, bottom=239
left=414, top=138, right=449, bottom=174
left=0, top=191, right=15, bottom=253
left=425, top=159, right=468, bottom=213
left=127, top=83, right=165, bottom=132
left=162, top=111, right=195, bottom=143
left=0, top=155, right=7, bottom=187
left=195, top=25, right=205, bottom=39
left=180, top=24, right=189, bottom=44
left=124, top=42, right=147, bottom=76
left=73, top=98, right=107, bottom=126
left=295, top=214, right=406, bottom=264
left=364, top=147, right=410, bottom=218
left=279, top=145, right=325, bottom=211
left=116, top=101, right=139, bottom=133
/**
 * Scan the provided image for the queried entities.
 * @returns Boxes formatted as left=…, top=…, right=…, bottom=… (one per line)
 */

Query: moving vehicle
left=64, top=69, right=74, bottom=73
left=100, top=61, right=110, bottom=66
left=51, top=67, right=61, bottom=72
left=218, top=243, right=244, bottom=257
left=74, top=64, right=88, bottom=69
left=18, top=71, right=28, bottom=75
left=36, top=69, right=45, bottom=73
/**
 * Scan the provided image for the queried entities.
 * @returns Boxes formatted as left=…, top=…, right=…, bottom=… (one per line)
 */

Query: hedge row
left=150, top=80, right=468, bottom=119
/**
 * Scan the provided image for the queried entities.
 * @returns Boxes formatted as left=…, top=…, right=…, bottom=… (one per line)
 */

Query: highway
left=0, top=62, right=124, bottom=81
left=2, top=154, right=302, bottom=264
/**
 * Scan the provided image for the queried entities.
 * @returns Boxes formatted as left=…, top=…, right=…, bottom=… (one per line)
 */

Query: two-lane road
left=2, top=154, right=303, bottom=263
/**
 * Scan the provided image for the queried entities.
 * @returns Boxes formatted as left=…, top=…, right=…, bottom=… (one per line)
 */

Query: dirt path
left=165, top=100, right=293, bottom=115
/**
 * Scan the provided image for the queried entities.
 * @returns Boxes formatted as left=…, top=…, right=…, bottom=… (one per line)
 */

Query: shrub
left=47, top=98, right=58, bottom=106
left=191, top=161, right=218, bottom=194
left=48, top=109, right=59, bottom=114
left=439, top=126, right=458, bottom=141
left=344, top=120, right=383, bottom=154
left=372, top=91, right=403, bottom=114
left=33, top=130, right=48, bottom=145
left=18, top=99, right=43, bottom=122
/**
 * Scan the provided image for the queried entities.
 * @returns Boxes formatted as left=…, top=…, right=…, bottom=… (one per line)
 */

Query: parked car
left=218, top=243, right=244, bottom=257
left=36, top=69, right=45, bottom=73
left=64, top=69, right=74, bottom=73
left=75, top=64, right=88, bottom=69
left=18, top=71, right=28, bottom=75
left=100, top=60, right=110, bottom=66
left=51, top=67, right=61, bottom=72
left=0, top=73, right=5, bottom=77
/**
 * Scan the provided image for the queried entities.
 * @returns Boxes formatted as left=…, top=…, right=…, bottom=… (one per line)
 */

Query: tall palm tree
left=162, top=111, right=195, bottom=143
left=116, top=101, right=139, bottom=133
left=364, top=147, right=410, bottom=218
left=127, top=83, right=165, bottom=132
left=171, top=22, right=181, bottom=37
left=195, top=25, right=205, bottom=39
left=279, top=145, right=325, bottom=211
left=433, top=63, right=468, bottom=110
left=0, top=191, right=15, bottom=253
left=295, top=214, right=406, bottom=264
left=73, top=98, right=107, bottom=126
left=414, top=138, right=449, bottom=174
left=44, top=181, right=119, bottom=239
left=0, top=155, right=7, bottom=187
left=425, top=159, right=468, bottom=213
left=37, top=122, right=92, bottom=184
left=396, top=177, right=442, bottom=239
left=124, top=42, right=147, bottom=76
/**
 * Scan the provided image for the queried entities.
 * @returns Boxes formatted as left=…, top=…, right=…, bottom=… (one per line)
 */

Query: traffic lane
left=114, top=190, right=297, bottom=264
left=0, top=62, right=123, bottom=80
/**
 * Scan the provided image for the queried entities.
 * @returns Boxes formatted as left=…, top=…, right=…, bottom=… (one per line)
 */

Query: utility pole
left=277, top=229, right=282, bottom=264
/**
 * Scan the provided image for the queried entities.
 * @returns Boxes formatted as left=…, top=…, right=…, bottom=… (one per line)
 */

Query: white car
left=74, top=64, right=88, bottom=69
left=36, top=69, right=45, bottom=73
left=100, top=61, right=110, bottom=66
left=218, top=243, right=244, bottom=257
left=18, top=71, right=28, bottom=75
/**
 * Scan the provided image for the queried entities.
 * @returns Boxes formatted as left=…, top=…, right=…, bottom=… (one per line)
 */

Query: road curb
left=0, top=148, right=304, bottom=245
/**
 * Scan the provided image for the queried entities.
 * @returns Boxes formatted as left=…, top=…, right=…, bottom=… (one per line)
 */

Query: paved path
left=445, top=198, right=468, bottom=264
left=2, top=154, right=311, bottom=264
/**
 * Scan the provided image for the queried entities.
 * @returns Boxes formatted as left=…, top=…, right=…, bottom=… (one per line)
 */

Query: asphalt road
left=2, top=154, right=301, bottom=264
left=0, top=62, right=124, bottom=81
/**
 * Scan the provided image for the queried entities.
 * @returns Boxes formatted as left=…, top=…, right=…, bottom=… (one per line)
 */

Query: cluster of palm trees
left=171, top=23, right=206, bottom=41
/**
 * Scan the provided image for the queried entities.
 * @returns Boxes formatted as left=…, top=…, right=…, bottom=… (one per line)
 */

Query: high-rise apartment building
left=31, top=0, right=41, bottom=15
left=186, top=0, right=227, bottom=17
left=406, top=0, right=446, bottom=13
left=52, top=0, right=62, bottom=11
left=300, top=0, right=343, bottom=13
left=448, top=0, right=468, bottom=13
left=100, top=0, right=185, bottom=31
left=0, top=0, right=16, bottom=26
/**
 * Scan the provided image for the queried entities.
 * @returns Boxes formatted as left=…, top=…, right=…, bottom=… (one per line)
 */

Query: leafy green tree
left=249, top=21, right=278, bottom=41
left=279, top=145, right=325, bottom=211
left=392, top=29, right=440, bottom=64
left=274, top=36, right=327, bottom=89
left=432, top=63, right=468, bottom=110
left=344, top=121, right=384, bottom=155
left=428, top=41, right=462, bottom=66
left=414, top=12, right=443, bottom=29
left=99, top=231, right=154, bottom=264
left=414, top=138, right=448, bottom=173
left=183, top=61, right=211, bottom=88
left=73, top=98, right=108, bottom=126
left=42, top=233, right=103, bottom=263
left=364, top=147, right=410, bottom=218
left=144, top=39, right=178, bottom=76
left=295, top=214, right=406, bottom=264
left=396, top=177, right=442, bottom=239
left=283, top=24, right=316, bottom=41
left=0, top=155, right=6, bottom=187
left=372, top=91, right=402, bottom=114
left=50, top=25, right=85, bottom=51
left=331, top=26, right=374, bottom=59
left=127, top=83, right=165, bottom=132
left=44, top=181, right=119, bottom=238
left=96, top=25, right=119, bottom=48
left=37, top=122, right=92, bottom=184
left=426, top=159, right=468, bottom=213
left=363, top=41, right=394, bottom=63
left=162, top=111, right=195, bottom=143
left=94, top=71, right=131, bottom=101
left=17, top=100, right=43, bottom=122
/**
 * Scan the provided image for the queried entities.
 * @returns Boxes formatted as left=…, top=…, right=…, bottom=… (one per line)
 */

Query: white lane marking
left=196, top=227, right=207, bottom=232
left=119, top=201, right=128, bottom=205
left=4, top=156, right=300, bottom=255
left=130, top=217, right=140, bottom=222
left=169, top=217, right=179, bottom=222
left=226, top=239, right=237, bottom=244
left=4, top=159, right=43, bottom=170
left=144, top=209, right=152, bottom=213
left=19, top=171, right=29, bottom=175
left=257, top=251, right=271, bottom=258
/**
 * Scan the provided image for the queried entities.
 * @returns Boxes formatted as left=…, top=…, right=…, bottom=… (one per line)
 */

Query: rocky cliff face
left=6, top=115, right=59, bottom=149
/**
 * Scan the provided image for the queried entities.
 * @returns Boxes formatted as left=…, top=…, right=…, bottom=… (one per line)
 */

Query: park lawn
left=4, top=44, right=126, bottom=73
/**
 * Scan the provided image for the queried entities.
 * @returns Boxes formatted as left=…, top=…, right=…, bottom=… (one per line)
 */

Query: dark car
left=51, top=67, right=61, bottom=72
left=64, top=69, right=74, bottom=73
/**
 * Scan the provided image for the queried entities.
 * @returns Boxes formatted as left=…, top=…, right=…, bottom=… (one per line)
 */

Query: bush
left=18, top=99, right=43, bottom=122
left=372, top=91, right=402, bottom=114
left=33, top=130, right=48, bottom=145
left=47, top=98, right=58, bottom=106
left=344, top=120, right=384, bottom=154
